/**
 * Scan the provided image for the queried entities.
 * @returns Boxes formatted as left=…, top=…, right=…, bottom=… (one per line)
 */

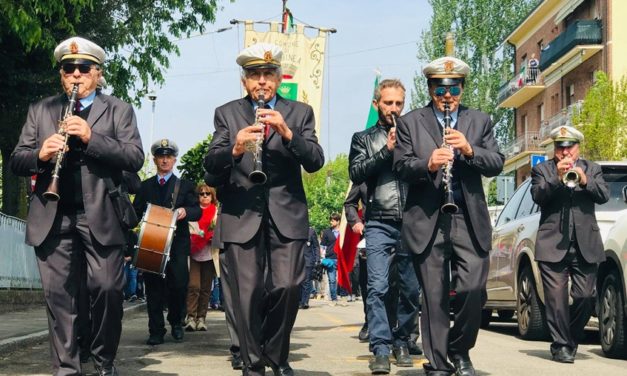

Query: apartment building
left=498, top=0, right=627, bottom=186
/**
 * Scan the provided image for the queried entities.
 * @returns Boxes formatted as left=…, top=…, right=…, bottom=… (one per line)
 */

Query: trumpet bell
left=563, top=169, right=580, bottom=189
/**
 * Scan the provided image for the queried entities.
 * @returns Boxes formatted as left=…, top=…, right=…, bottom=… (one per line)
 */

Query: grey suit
left=531, top=158, right=609, bottom=351
left=10, top=92, right=143, bottom=376
left=205, top=94, right=324, bottom=375
left=394, top=103, right=503, bottom=374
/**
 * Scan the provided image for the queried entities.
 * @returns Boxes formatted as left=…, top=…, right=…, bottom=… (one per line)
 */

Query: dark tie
left=263, top=104, right=272, bottom=139
left=74, top=99, right=82, bottom=114
left=159, top=177, right=165, bottom=186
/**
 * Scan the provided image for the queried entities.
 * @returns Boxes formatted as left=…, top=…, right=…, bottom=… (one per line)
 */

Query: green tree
left=303, top=155, right=350, bottom=233
left=412, top=0, right=540, bottom=146
left=1, top=0, right=225, bottom=217
left=179, top=135, right=214, bottom=184
left=572, top=71, right=627, bottom=161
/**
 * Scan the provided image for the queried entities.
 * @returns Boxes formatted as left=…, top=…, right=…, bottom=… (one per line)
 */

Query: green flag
left=365, top=74, right=380, bottom=129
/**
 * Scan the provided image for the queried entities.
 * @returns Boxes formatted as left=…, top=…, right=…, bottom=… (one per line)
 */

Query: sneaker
left=129, top=295, right=138, bottom=302
left=358, top=324, right=369, bottom=342
left=196, top=317, right=207, bottom=331
left=369, top=355, right=390, bottom=374
left=329, top=300, right=337, bottom=307
left=184, top=316, right=197, bottom=332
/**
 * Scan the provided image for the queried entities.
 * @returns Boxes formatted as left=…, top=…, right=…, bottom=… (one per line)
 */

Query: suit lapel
left=456, top=106, right=470, bottom=137
left=47, top=95, right=66, bottom=136
left=268, top=95, right=289, bottom=144
left=237, top=96, right=256, bottom=128
left=86, top=93, right=108, bottom=128
left=422, top=107, right=442, bottom=147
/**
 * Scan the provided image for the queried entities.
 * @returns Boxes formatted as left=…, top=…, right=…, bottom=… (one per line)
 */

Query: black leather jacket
left=348, top=123, right=407, bottom=222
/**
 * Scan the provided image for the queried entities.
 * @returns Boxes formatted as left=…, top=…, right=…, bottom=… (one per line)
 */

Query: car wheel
left=480, top=309, right=492, bottom=328
left=498, top=310, right=515, bottom=320
left=599, top=272, right=627, bottom=358
left=517, top=266, right=548, bottom=340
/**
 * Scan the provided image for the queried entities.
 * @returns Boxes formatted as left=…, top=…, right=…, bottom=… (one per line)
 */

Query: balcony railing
left=502, top=131, right=543, bottom=159
left=539, top=101, right=584, bottom=140
left=497, top=66, right=542, bottom=105
left=539, top=20, right=602, bottom=71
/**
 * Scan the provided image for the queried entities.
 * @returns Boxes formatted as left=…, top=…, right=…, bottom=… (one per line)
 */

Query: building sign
left=531, top=154, right=547, bottom=167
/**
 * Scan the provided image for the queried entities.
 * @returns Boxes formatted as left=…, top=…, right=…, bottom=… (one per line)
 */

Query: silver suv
left=483, top=162, right=627, bottom=358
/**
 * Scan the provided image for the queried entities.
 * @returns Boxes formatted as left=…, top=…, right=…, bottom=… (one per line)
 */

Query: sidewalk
left=0, top=300, right=146, bottom=355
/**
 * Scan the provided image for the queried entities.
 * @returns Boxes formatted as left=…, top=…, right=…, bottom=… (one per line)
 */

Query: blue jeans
left=124, top=262, right=138, bottom=298
left=324, top=259, right=338, bottom=301
left=365, top=219, right=420, bottom=355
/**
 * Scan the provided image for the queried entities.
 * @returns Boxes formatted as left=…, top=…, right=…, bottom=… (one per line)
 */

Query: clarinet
left=248, top=94, right=267, bottom=185
left=43, top=83, right=80, bottom=201
left=441, top=102, right=459, bottom=214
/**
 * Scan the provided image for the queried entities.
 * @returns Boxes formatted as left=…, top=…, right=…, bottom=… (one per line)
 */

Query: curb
left=0, top=302, right=146, bottom=355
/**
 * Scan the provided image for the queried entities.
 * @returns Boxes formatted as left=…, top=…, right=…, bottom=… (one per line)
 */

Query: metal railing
left=539, top=101, right=584, bottom=140
left=0, top=212, right=40, bottom=289
left=497, top=65, right=542, bottom=105
left=502, top=131, right=543, bottom=158
left=539, top=20, right=602, bottom=71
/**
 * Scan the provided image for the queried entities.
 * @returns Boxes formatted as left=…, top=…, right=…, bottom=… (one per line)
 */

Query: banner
left=365, top=74, right=381, bottom=129
left=244, top=21, right=329, bottom=137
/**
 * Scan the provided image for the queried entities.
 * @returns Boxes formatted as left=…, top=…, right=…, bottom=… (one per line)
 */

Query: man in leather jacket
left=349, top=79, right=421, bottom=374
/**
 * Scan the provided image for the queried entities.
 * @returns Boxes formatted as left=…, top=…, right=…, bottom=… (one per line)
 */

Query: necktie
left=263, top=104, right=271, bottom=139
left=74, top=99, right=82, bottom=114
left=159, top=177, right=166, bottom=186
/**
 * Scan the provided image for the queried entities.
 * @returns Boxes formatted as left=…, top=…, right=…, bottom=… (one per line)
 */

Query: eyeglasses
left=434, top=86, right=462, bottom=97
left=61, top=63, right=94, bottom=74
left=199, top=192, right=212, bottom=197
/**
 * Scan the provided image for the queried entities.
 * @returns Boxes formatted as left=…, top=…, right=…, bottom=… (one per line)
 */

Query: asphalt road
left=1, top=298, right=625, bottom=375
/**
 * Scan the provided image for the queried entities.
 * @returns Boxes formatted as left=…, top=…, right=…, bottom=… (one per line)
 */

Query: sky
left=131, top=0, right=433, bottom=169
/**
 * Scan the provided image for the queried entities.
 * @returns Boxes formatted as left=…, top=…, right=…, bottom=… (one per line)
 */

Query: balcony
left=539, top=101, right=584, bottom=142
left=502, top=131, right=545, bottom=173
left=540, top=20, right=603, bottom=78
left=497, top=68, right=544, bottom=108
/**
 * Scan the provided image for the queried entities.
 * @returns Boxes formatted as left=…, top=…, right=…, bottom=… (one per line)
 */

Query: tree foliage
left=412, top=0, right=540, bottom=146
left=0, top=0, right=225, bottom=216
left=178, top=135, right=213, bottom=185
left=303, top=154, right=350, bottom=233
left=572, top=71, right=627, bottom=161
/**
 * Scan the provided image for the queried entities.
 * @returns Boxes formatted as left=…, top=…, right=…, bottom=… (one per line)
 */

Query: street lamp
left=147, top=91, right=157, bottom=154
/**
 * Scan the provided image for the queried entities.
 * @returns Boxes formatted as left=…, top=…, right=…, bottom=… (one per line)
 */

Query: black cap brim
left=153, top=149, right=177, bottom=156
left=244, top=64, right=280, bottom=70
left=554, top=140, right=578, bottom=147
left=428, top=77, right=464, bottom=86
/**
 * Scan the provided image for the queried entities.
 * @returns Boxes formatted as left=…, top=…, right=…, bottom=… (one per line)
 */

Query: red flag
left=335, top=209, right=362, bottom=293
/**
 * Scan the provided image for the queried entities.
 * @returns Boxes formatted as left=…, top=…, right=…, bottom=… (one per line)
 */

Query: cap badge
left=263, top=51, right=273, bottom=63
left=161, top=139, right=169, bottom=147
left=559, top=127, right=567, bottom=136
left=70, top=41, right=79, bottom=54
left=444, top=60, right=454, bottom=73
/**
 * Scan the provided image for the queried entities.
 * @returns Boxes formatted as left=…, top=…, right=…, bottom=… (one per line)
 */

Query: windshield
left=598, top=168, right=627, bottom=212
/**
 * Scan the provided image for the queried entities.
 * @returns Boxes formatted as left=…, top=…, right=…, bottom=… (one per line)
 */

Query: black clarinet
left=248, top=94, right=267, bottom=185
left=441, top=102, right=459, bottom=214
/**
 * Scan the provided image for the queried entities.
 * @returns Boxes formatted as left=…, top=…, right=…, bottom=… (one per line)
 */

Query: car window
left=515, top=185, right=536, bottom=219
left=496, top=180, right=530, bottom=227
left=598, top=167, right=627, bottom=212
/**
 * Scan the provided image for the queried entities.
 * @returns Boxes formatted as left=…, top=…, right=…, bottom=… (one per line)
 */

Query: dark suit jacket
left=531, top=159, right=609, bottom=263
left=10, top=93, right=144, bottom=247
left=305, top=227, right=320, bottom=267
left=393, top=103, right=504, bottom=254
left=344, top=182, right=367, bottom=227
left=204, top=94, right=324, bottom=243
left=133, top=175, right=201, bottom=257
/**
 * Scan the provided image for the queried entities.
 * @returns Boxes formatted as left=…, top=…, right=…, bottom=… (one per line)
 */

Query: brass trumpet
left=563, top=168, right=580, bottom=189
left=441, top=102, right=458, bottom=214
left=247, top=94, right=267, bottom=185
left=43, top=83, right=80, bottom=201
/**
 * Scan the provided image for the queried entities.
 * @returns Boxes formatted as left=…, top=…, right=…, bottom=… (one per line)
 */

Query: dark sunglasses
left=434, top=86, right=462, bottom=97
left=61, top=63, right=94, bottom=74
left=199, top=192, right=212, bottom=197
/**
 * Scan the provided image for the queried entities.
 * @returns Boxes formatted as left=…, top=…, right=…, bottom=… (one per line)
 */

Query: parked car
left=483, top=162, right=627, bottom=358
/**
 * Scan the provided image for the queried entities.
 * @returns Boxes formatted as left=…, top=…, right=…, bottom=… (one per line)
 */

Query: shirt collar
left=157, top=172, right=174, bottom=182
left=432, top=103, right=459, bottom=128
left=77, top=90, right=97, bottom=110
left=252, top=95, right=277, bottom=110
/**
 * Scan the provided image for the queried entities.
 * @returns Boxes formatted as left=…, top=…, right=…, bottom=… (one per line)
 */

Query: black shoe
left=276, top=363, right=294, bottom=376
left=407, top=340, right=423, bottom=355
left=452, top=357, right=476, bottom=376
left=393, top=345, right=413, bottom=367
left=358, top=324, right=369, bottom=342
left=302, top=303, right=309, bottom=309
left=551, top=346, right=575, bottom=363
left=230, top=353, right=244, bottom=370
left=146, top=333, right=164, bottom=345
left=171, top=324, right=184, bottom=342
left=79, top=349, right=91, bottom=363
left=369, top=355, right=390, bottom=374
left=95, top=365, right=119, bottom=376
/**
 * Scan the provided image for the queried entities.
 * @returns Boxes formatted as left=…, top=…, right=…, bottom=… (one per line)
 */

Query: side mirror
left=622, top=185, right=627, bottom=204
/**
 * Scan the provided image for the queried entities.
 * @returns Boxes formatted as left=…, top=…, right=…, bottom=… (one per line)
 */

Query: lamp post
left=147, top=91, right=157, bottom=151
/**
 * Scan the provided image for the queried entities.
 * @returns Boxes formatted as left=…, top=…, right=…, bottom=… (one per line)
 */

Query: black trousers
left=35, top=213, right=124, bottom=376
left=538, top=243, right=597, bottom=350
left=220, top=250, right=241, bottom=358
left=413, top=213, right=488, bottom=374
left=224, top=216, right=305, bottom=376
left=359, top=255, right=368, bottom=324
left=144, top=249, right=189, bottom=336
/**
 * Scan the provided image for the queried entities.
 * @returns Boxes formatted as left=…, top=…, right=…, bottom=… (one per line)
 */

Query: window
left=516, top=185, right=537, bottom=219
left=496, top=181, right=530, bottom=227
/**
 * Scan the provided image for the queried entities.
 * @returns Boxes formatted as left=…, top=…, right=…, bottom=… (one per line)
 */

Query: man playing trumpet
left=531, top=125, right=609, bottom=363
left=10, top=36, right=144, bottom=376
left=393, top=57, right=504, bottom=376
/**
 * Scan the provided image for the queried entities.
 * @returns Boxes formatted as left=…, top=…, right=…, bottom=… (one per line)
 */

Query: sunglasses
left=61, top=63, right=94, bottom=74
left=434, top=86, right=462, bottom=97
left=199, top=192, right=212, bottom=197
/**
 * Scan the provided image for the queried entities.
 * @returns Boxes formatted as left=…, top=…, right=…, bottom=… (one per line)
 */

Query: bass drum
left=132, top=203, right=177, bottom=277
